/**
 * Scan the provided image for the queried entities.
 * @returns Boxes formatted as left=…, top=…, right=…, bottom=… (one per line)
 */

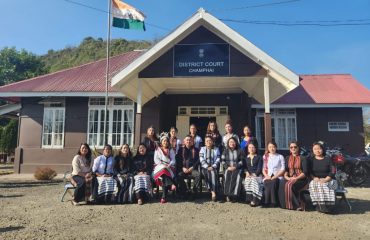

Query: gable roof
left=0, top=51, right=143, bottom=97
left=111, top=8, right=300, bottom=105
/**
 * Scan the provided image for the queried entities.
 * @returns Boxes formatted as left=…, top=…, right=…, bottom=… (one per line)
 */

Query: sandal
left=71, top=200, right=80, bottom=206
left=138, top=199, right=143, bottom=205
left=160, top=198, right=167, bottom=204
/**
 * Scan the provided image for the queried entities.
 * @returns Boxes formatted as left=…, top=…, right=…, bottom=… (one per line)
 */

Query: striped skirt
left=116, top=174, right=135, bottom=204
left=134, top=174, right=152, bottom=195
left=153, top=164, right=175, bottom=186
left=202, top=168, right=218, bottom=192
left=244, top=176, right=263, bottom=201
left=95, top=176, right=118, bottom=203
left=224, top=169, right=243, bottom=197
left=309, top=179, right=338, bottom=206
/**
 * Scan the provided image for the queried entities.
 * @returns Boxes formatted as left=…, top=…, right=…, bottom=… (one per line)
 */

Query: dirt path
left=1, top=180, right=370, bottom=240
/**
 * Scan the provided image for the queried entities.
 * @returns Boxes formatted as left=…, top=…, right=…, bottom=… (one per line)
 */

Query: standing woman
left=240, top=125, right=257, bottom=151
left=262, top=141, right=285, bottom=207
left=278, top=141, right=309, bottom=210
left=71, top=143, right=93, bottom=206
left=153, top=133, right=177, bottom=204
left=222, top=121, right=239, bottom=150
left=92, top=144, right=117, bottom=204
left=243, top=141, right=264, bottom=207
left=308, top=142, right=337, bottom=213
left=199, top=136, right=221, bottom=201
left=169, top=127, right=182, bottom=153
left=205, top=121, right=222, bottom=150
left=189, top=124, right=203, bottom=149
left=142, top=126, right=159, bottom=163
left=114, top=144, right=135, bottom=204
left=132, top=144, right=153, bottom=205
left=221, top=137, right=245, bottom=202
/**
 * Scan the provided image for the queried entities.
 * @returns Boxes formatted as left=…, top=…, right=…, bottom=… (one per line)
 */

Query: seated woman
left=308, top=142, right=337, bottom=213
left=199, top=136, right=221, bottom=201
left=132, top=144, right=153, bottom=205
left=92, top=144, right=117, bottom=204
left=176, top=135, right=200, bottom=199
left=153, top=133, right=177, bottom=204
left=243, top=141, right=263, bottom=207
left=221, top=137, right=245, bottom=202
left=278, top=141, right=309, bottom=210
left=263, top=141, right=285, bottom=207
left=114, top=144, right=135, bottom=204
left=71, top=143, right=93, bottom=206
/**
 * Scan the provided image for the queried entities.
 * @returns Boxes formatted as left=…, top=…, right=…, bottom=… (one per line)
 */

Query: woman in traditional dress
left=189, top=124, right=203, bottom=149
left=243, top=141, right=264, bottom=207
left=262, top=141, right=285, bottom=207
left=240, top=125, right=257, bottom=151
left=205, top=121, right=222, bottom=150
left=142, top=126, right=158, bottom=162
left=153, top=133, right=177, bottom=204
left=199, top=136, right=221, bottom=201
left=308, top=142, right=337, bottom=213
left=92, top=144, right=117, bottom=204
left=222, top=121, right=239, bottom=150
left=114, top=144, right=135, bottom=204
left=169, top=127, right=182, bottom=153
left=132, top=143, right=153, bottom=205
left=71, top=143, right=93, bottom=206
left=278, top=141, right=309, bottom=210
left=221, top=137, right=245, bottom=202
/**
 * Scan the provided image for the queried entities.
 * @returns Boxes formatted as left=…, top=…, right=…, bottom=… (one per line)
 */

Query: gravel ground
left=1, top=179, right=370, bottom=240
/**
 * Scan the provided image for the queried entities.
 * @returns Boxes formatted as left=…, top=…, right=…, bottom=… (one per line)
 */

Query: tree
left=0, top=47, right=46, bottom=86
left=0, top=120, right=18, bottom=155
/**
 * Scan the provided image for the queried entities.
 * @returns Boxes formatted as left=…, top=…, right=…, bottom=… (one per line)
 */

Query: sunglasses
left=290, top=146, right=298, bottom=149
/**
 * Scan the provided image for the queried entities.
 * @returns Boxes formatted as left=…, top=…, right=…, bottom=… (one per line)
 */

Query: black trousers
left=72, top=175, right=86, bottom=202
left=177, top=170, right=201, bottom=195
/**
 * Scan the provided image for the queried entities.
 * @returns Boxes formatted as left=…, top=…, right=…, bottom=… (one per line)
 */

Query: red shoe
left=160, top=198, right=167, bottom=204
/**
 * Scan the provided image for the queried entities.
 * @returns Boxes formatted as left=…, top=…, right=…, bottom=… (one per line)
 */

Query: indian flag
left=112, top=0, right=146, bottom=30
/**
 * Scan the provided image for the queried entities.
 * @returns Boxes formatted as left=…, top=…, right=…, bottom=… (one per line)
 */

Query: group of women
left=71, top=120, right=338, bottom=213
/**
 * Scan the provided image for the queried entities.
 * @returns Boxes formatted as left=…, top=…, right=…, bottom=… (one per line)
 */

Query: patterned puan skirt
left=244, top=175, right=264, bottom=200
left=309, top=179, right=338, bottom=206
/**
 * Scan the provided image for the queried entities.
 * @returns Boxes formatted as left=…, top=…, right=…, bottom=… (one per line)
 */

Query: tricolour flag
left=112, top=0, right=146, bottom=31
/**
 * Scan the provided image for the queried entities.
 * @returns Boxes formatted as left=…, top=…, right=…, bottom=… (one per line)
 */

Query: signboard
left=173, top=43, right=230, bottom=77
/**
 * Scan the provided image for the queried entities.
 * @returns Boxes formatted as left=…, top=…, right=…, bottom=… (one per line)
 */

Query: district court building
left=1, top=9, right=370, bottom=173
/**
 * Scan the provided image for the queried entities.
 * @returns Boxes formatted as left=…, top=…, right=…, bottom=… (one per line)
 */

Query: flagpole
left=104, top=0, right=112, bottom=145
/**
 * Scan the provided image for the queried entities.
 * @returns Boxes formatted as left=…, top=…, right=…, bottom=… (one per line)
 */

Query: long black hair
left=77, top=143, right=92, bottom=166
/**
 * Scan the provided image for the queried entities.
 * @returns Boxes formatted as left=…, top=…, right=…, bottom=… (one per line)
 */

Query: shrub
left=34, top=167, right=57, bottom=180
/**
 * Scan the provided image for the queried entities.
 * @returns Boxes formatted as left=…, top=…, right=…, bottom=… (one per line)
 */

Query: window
left=42, top=103, right=65, bottom=148
left=255, top=109, right=297, bottom=149
left=328, top=122, right=349, bottom=132
left=88, top=97, right=134, bottom=147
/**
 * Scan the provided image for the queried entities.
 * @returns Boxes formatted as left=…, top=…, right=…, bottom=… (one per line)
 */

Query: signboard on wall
left=173, top=43, right=230, bottom=77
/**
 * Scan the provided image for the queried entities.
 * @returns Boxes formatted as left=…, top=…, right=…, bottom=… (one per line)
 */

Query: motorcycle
left=344, top=155, right=370, bottom=186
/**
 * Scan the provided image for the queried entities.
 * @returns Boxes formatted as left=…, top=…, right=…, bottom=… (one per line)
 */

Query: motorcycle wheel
left=348, top=164, right=368, bottom=186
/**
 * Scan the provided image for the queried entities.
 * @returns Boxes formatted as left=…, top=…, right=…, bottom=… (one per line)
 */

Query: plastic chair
left=60, top=171, right=76, bottom=202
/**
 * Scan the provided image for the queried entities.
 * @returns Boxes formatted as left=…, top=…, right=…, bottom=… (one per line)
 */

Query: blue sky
left=1, top=0, right=370, bottom=90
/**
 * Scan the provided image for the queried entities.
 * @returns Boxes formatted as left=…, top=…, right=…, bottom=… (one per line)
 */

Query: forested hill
left=41, top=37, right=152, bottom=73
left=0, top=37, right=152, bottom=86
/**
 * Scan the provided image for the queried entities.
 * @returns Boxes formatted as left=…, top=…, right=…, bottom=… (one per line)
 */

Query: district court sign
left=173, top=43, right=230, bottom=77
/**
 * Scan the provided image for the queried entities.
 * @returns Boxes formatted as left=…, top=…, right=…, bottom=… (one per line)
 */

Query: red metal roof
left=0, top=51, right=143, bottom=93
left=274, top=74, right=370, bottom=104
left=1, top=51, right=370, bottom=104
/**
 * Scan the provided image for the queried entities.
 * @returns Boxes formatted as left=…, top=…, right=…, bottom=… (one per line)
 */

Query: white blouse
left=264, top=153, right=285, bottom=179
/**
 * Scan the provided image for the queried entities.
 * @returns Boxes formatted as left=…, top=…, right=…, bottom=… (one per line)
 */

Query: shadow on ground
left=0, top=226, right=25, bottom=233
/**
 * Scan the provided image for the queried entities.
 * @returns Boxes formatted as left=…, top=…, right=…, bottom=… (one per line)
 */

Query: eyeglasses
left=290, top=146, right=298, bottom=149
